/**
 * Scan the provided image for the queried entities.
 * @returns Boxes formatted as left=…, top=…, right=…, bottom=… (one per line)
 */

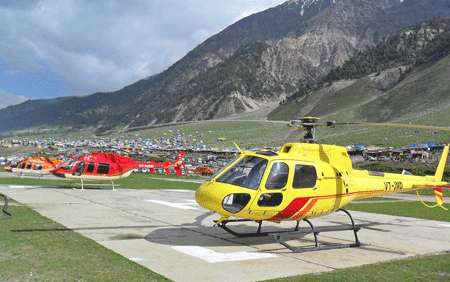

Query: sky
left=0, top=0, right=287, bottom=102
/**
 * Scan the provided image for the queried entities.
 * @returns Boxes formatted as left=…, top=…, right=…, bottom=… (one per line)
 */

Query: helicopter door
left=250, top=162, right=290, bottom=218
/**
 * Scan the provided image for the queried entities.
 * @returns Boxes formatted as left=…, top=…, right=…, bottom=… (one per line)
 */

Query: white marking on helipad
left=8, top=185, right=40, bottom=189
left=172, top=246, right=276, bottom=263
left=145, top=199, right=199, bottom=210
left=162, top=189, right=193, bottom=193
left=129, top=258, right=144, bottom=262
left=440, top=223, right=450, bottom=227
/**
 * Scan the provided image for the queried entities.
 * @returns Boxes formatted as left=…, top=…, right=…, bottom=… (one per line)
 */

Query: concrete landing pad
left=1, top=184, right=450, bottom=282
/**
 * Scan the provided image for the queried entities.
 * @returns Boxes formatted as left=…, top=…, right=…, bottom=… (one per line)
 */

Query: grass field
left=347, top=200, right=450, bottom=222
left=6, top=118, right=450, bottom=151
left=130, top=120, right=293, bottom=148
left=0, top=172, right=203, bottom=190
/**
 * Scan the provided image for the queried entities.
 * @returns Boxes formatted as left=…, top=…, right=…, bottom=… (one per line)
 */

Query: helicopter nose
left=52, top=172, right=66, bottom=178
left=195, top=181, right=254, bottom=215
left=195, top=182, right=223, bottom=212
left=51, top=169, right=66, bottom=178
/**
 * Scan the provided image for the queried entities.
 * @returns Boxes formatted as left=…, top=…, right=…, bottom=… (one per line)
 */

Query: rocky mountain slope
left=1, top=0, right=450, bottom=132
left=269, top=16, right=450, bottom=127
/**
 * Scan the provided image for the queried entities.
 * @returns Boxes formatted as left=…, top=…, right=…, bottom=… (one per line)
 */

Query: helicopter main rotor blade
left=326, top=121, right=450, bottom=132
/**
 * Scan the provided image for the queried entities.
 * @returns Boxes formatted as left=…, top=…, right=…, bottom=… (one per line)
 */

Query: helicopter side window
left=97, top=163, right=110, bottom=174
left=265, top=162, right=289, bottom=190
left=33, top=163, right=42, bottom=170
left=293, top=165, right=317, bottom=189
left=86, top=162, right=96, bottom=173
left=216, top=156, right=268, bottom=190
left=18, top=162, right=26, bottom=169
left=26, top=162, right=33, bottom=169
left=73, top=162, right=85, bottom=176
left=258, top=193, right=283, bottom=207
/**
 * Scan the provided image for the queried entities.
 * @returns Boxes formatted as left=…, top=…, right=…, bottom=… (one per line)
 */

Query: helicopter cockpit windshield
left=60, top=159, right=77, bottom=171
left=216, top=156, right=268, bottom=190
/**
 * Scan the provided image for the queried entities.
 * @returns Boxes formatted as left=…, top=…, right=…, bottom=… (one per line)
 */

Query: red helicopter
left=50, top=152, right=185, bottom=189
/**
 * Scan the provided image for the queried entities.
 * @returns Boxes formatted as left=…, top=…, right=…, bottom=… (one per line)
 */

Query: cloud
left=0, top=0, right=286, bottom=97
left=0, top=90, right=28, bottom=109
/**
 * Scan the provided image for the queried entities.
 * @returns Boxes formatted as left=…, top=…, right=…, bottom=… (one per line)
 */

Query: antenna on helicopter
left=289, top=117, right=320, bottom=143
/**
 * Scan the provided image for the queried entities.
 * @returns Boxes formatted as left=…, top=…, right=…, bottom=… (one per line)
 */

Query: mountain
left=2, top=0, right=450, bottom=132
left=269, top=16, right=450, bottom=126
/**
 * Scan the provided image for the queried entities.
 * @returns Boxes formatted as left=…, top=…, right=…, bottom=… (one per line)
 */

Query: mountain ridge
left=1, top=0, right=450, bottom=132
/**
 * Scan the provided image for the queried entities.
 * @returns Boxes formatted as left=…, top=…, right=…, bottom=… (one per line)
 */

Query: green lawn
left=0, top=172, right=203, bottom=190
left=346, top=200, right=450, bottom=222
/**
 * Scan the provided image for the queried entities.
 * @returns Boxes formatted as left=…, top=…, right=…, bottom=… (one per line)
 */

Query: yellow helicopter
left=195, top=117, right=449, bottom=252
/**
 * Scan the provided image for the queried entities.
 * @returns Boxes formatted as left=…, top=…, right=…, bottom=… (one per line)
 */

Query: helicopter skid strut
left=1, top=193, right=12, bottom=220
left=215, top=219, right=272, bottom=238
left=215, top=209, right=362, bottom=252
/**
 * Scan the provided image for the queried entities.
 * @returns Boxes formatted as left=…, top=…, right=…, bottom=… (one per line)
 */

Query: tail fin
left=417, top=146, right=449, bottom=210
left=172, top=152, right=184, bottom=176
left=174, top=151, right=185, bottom=165
left=433, top=146, right=449, bottom=210
left=435, top=146, right=449, bottom=182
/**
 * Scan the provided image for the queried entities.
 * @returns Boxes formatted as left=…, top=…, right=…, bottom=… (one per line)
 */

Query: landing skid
left=74, top=180, right=117, bottom=190
left=215, top=209, right=362, bottom=252
left=1, top=193, right=12, bottom=220
left=215, top=219, right=270, bottom=238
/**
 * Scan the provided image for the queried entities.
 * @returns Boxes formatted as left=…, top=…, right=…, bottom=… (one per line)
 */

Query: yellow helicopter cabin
left=195, top=142, right=448, bottom=224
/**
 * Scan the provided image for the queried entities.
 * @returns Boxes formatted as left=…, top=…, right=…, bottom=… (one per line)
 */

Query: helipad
left=1, top=184, right=449, bottom=282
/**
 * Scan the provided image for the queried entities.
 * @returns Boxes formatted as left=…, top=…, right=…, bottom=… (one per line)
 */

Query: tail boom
left=435, top=146, right=449, bottom=182
left=135, top=151, right=185, bottom=176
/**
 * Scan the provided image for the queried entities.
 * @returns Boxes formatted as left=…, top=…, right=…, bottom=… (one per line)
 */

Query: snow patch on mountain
left=286, top=0, right=338, bottom=16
